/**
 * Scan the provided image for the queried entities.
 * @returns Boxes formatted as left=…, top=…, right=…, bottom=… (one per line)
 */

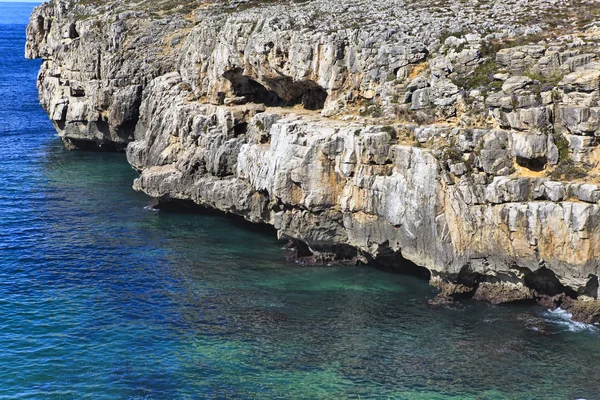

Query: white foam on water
left=543, top=308, right=599, bottom=333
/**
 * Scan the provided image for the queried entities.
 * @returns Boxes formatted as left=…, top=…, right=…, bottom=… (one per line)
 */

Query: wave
left=542, top=308, right=599, bottom=333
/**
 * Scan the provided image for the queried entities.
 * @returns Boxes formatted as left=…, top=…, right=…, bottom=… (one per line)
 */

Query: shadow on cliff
left=150, top=198, right=280, bottom=238
left=148, top=198, right=432, bottom=279
left=367, top=246, right=432, bottom=280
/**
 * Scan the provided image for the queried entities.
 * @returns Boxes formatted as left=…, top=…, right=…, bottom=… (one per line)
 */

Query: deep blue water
left=1, top=2, right=600, bottom=399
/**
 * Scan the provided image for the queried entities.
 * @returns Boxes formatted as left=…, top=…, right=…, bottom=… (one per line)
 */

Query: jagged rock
left=502, top=76, right=534, bottom=93
left=560, top=62, right=600, bottom=93
left=479, top=150, right=510, bottom=174
left=559, top=106, right=600, bottom=136
left=411, top=88, right=432, bottom=110
left=473, top=282, right=534, bottom=304
left=577, top=184, right=600, bottom=203
left=449, top=162, right=466, bottom=176
left=496, top=45, right=547, bottom=72
left=537, top=181, right=567, bottom=202
left=407, top=76, right=429, bottom=91
left=512, top=132, right=548, bottom=159
left=491, top=106, right=551, bottom=131
left=431, top=78, right=460, bottom=108
left=485, top=177, right=532, bottom=203
left=448, top=49, right=481, bottom=74
left=562, top=296, right=600, bottom=324
left=24, top=0, right=600, bottom=322
left=444, top=36, right=466, bottom=49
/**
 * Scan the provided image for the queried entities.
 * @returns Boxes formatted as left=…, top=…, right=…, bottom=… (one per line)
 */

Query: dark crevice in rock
left=116, top=119, right=138, bottom=142
left=516, top=156, right=547, bottom=171
left=270, top=198, right=333, bottom=216
left=224, top=68, right=285, bottom=107
left=431, top=265, right=527, bottom=305
left=223, top=68, right=328, bottom=110
left=233, top=122, right=248, bottom=136
left=189, top=160, right=205, bottom=175
left=68, top=23, right=79, bottom=39
left=259, top=134, right=270, bottom=144
left=36, top=16, right=45, bottom=35
left=63, top=138, right=126, bottom=152
left=584, top=274, right=599, bottom=298
left=95, top=120, right=111, bottom=136
left=285, top=239, right=361, bottom=266
left=524, top=266, right=577, bottom=298
left=69, top=86, right=85, bottom=97
left=153, top=198, right=280, bottom=237
left=284, top=239, right=314, bottom=261
left=434, top=265, right=584, bottom=305
left=59, top=118, right=137, bottom=150
left=368, top=242, right=432, bottom=279
left=427, top=263, right=600, bottom=323
left=299, top=85, right=328, bottom=110
left=264, top=76, right=328, bottom=110
left=456, top=264, right=483, bottom=289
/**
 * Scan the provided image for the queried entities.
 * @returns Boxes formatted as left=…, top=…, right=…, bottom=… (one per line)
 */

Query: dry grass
left=408, top=62, right=429, bottom=80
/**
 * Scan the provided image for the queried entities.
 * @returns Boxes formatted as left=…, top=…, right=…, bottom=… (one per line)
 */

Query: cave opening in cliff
left=370, top=243, right=432, bottom=280
left=154, top=198, right=280, bottom=236
left=233, top=122, right=248, bottom=136
left=262, top=76, right=328, bottom=110
left=63, top=137, right=125, bottom=152
left=35, top=15, right=46, bottom=37
left=115, top=119, right=138, bottom=142
left=68, top=23, right=79, bottom=39
left=284, top=240, right=364, bottom=266
left=524, top=267, right=577, bottom=298
left=297, top=84, right=328, bottom=110
left=585, top=275, right=599, bottom=298
left=223, top=69, right=328, bottom=110
left=516, top=156, right=547, bottom=172
left=224, top=69, right=286, bottom=107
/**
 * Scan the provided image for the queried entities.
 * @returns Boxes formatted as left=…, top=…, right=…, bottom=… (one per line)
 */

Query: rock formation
left=26, top=0, right=600, bottom=322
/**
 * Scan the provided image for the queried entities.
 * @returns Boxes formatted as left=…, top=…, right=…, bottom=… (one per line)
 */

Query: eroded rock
left=25, top=0, right=600, bottom=322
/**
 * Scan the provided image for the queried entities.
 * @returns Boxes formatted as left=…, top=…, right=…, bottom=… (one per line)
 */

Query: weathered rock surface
left=26, top=0, right=600, bottom=322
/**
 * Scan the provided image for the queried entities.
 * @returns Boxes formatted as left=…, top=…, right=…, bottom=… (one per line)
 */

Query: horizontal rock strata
left=26, top=0, right=600, bottom=322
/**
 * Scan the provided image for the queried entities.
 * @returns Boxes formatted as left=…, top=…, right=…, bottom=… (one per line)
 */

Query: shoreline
left=24, top=0, right=600, bottom=323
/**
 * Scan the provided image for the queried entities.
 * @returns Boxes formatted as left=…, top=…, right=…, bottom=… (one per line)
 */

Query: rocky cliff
left=26, top=0, right=600, bottom=322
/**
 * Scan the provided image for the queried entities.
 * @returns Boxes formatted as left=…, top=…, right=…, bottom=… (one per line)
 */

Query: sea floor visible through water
left=1, top=2, right=600, bottom=399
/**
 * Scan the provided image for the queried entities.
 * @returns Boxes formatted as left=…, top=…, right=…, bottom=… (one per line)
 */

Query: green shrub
left=549, top=160, right=588, bottom=180
left=548, top=131, right=588, bottom=180
left=525, top=69, right=564, bottom=88
left=452, top=60, right=502, bottom=96
left=381, top=125, right=397, bottom=139
left=553, top=131, right=570, bottom=162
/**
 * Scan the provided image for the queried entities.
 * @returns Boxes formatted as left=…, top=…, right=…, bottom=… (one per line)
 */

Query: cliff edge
left=26, top=0, right=600, bottom=322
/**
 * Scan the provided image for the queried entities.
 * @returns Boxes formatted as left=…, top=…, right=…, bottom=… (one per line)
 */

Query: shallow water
left=1, top=2, right=600, bottom=399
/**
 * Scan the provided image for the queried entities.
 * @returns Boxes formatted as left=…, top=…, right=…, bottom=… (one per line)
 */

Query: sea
left=1, top=2, right=599, bottom=399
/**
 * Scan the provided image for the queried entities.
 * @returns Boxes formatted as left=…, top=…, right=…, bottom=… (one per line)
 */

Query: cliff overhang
left=26, top=0, right=600, bottom=323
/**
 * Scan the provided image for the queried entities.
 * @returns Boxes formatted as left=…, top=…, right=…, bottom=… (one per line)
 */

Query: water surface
left=1, top=2, right=600, bottom=399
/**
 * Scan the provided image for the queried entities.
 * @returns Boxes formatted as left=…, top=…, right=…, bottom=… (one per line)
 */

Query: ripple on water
left=2, top=3, right=600, bottom=400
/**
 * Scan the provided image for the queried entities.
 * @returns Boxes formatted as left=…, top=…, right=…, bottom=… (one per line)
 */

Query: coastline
left=24, top=0, right=600, bottom=322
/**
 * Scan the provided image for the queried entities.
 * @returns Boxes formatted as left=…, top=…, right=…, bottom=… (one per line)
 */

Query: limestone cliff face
left=27, top=0, right=600, bottom=321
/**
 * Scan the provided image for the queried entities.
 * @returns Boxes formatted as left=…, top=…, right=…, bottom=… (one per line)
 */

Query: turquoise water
left=2, top=2, right=600, bottom=399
